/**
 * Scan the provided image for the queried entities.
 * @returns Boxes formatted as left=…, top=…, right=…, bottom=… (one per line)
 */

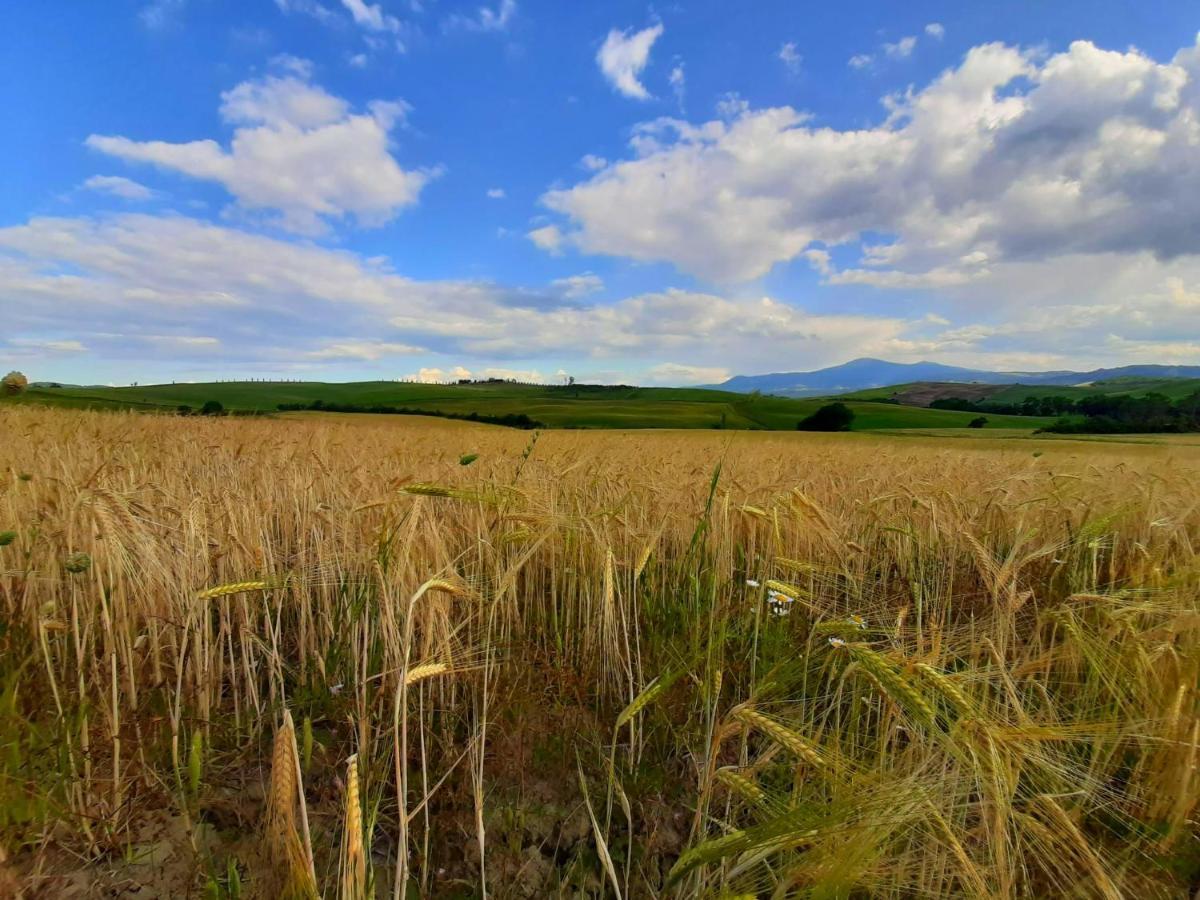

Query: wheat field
left=0, top=406, right=1197, bottom=898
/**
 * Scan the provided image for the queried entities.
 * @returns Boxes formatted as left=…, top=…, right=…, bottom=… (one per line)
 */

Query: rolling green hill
left=838, top=377, right=1200, bottom=406
left=2, top=380, right=1056, bottom=431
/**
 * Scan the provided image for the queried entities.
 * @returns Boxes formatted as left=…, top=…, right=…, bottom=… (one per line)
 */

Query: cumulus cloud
left=406, top=366, right=473, bottom=383
left=340, top=0, right=403, bottom=35
left=551, top=272, right=603, bottom=298
left=486, top=187, right=506, bottom=199
left=7, top=338, right=88, bottom=354
left=883, top=36, right=917, bottom=59
left=645, top=362, right=730, bottom=385
left=82, top=175, right=157, bottom=201
left=539, top=36, right=1200, bottom=284
left=580, top=154, right=608, bottom=171
left=778, top=42, right=802, bottom=73
left=86, top=62, right=431, bottom=234
left=5, top=210, right=1196, bottom=380
left=445, top=0, right=516, bottom=33
left=527, top=224, right=564, bottom=253
left=139, top=0, right=185, bottom=29
left=597, top=24, right=663, bottom=100
left=669, top=64, right=686, bottom=109
left=480, top=366, right=544, bottom=381
left=925, top=23, right=945, bottom=40
left=0, top=212, right=935, bottom=377
left=274, top=0, right=334, bottom=21
left=306, top=340, right=424, bottom=360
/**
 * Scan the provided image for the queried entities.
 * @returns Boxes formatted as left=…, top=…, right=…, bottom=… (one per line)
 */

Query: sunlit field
left=1, top=407, right=1197, bottom=897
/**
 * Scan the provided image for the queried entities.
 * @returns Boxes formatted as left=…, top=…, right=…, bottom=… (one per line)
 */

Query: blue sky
left=2, top=1, right=1199, bottom=385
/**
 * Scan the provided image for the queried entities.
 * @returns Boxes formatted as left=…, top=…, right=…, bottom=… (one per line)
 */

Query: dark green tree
left=797, top=402, right=855, bottom=432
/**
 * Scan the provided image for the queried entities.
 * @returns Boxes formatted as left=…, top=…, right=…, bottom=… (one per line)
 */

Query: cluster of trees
left=798, top=403, right=855, bottom=432
left=931, top=395, right=1078, bottom=417
left=932, top=390, right=1200, bottom=433
left=176, top=401, right=228, bottom=416
left=1040, top=391, right=1200, bottom=433
left=276, top=400, right=543, bottom=429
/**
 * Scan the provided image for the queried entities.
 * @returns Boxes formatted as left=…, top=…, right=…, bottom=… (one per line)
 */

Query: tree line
left=276, top=400, right=543, bottom=429
left=933, top=391, right=1200, bottom=433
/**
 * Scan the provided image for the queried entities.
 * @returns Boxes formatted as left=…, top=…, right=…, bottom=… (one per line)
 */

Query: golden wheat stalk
left=847, top=645, right=937, bottom=727
left=196, top=579, right=275, bottom=600
left=715, top=767, right=766, bottom=805
left=404, top=662, right=451, bottom=686
left=265, top=713, right=318, bottom=899
left=614, top=667, right=684, bottom=730
left=733, top=707, right=825, bottom=769
left=914, top=663, right=974, bottom=717
left=339, top=754, right=368, bottom=900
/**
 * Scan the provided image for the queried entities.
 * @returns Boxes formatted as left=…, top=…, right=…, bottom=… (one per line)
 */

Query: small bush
left=968, top=416, right=988, bottom=429
left=2, top=371, right=29, bottom=395
left=200, top=400, right=225, bottom=416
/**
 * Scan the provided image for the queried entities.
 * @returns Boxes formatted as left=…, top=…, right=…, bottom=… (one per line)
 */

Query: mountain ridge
left=706, top=358, right=1200, bottom=397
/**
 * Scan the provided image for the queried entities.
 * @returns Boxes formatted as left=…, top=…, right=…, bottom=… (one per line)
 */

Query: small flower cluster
left=767, top=588, right=795, bottom=617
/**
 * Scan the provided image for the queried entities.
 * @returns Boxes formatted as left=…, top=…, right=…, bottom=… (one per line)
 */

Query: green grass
left=4, top=381, right=1059, bottom=431
left=838, top=378, right=1200, bottom=405
left=987, top=378, right=1200, bottom=403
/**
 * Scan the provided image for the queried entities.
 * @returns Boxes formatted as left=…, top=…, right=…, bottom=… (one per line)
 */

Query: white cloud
left=551, top=272, right=603, bottom=298
left=597, top=24, right=664, bottom=100
left=349, top=53, right=369, bottom=68
left=8, top=339, right=87, bottom=354
left=146, top=335, right=221, bottom=347
left=407, top=366, right=473, bottom=383
left=86, top=64, right=431, bottom=234
left=5, top=211, right=1197, bottom=379
left=480, top=367, right=543, bottom=382
left=139, top=0, right=185, bottom=29
left=486, top=187, right=506, bottom=199
left=715, top=92, right=751, bottom=120
left=778, top=42, right=801, bottom=73
left=82, top=175, right=157, bottom=201
left=445, top=0, right=516, bottom=33
left=306, top=340, right=424, bottom=360
left=341, top=0, right=403, bottom=34
left=669, top=64, right=686, bottom=109
left=275, top=0, right=336, bottom=23
left=854, top=32, right=928, bottom=69
left=580, top=154, right=608, bottom=171
left=883, top=36, right=917, bottom=60
left=527, top=224, right=564, bottom=253
left=0, top=213, right=931, bottom=375
left=540, top=37, right=1200, bottom=284
left=645, top=362, right=729, bottom=385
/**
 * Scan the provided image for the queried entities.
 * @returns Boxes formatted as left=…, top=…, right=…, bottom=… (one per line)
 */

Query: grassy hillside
left=839, top=377, right=1200, bottom=406
left=4, top=380, right=1056, bottom=430
left=988, top=377, right=1200, bottom=403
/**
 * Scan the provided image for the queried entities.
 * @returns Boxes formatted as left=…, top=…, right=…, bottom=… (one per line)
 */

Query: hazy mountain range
left=707, top=359, right=1200, bottom=397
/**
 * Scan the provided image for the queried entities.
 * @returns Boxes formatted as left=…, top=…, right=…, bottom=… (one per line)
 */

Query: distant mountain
left=707, top=359, right=1200, bottom=397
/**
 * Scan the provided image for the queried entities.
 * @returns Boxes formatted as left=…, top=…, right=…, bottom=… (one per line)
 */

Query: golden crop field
left=0, top=406, right=1198, bottom=898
